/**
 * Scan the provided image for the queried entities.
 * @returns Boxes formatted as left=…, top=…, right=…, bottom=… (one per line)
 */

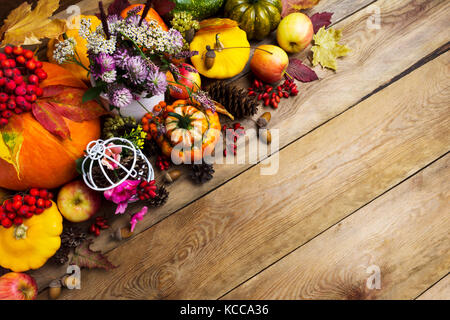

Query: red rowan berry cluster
left=0, top=46, right=47, bottom=127
left=0, top=188, right=53, bottom=228
left=248, top=78, right=299, bottom=109
left=89, top=216, right=109, bottom=237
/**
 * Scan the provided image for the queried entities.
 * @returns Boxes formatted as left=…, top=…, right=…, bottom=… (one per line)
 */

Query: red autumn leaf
left=107, top=0, right=131, bottom=16
left=281, top=0, right=321, bottom=17
left=310, top=12, right=333, bottom=33
left=71, top=239, right=117, bottom=271
left=41, top=85, right=65, bottom=98
left=153, top=0, right=176, bottom=16
left=32, top=101, right=70, bottom=139
left=287, top=58, right=318, bottom=82
left=41, top=86, right=107, bottom=122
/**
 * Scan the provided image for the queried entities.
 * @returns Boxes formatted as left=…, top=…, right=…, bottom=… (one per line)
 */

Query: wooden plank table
left=8, top=0, right=447, bottom=299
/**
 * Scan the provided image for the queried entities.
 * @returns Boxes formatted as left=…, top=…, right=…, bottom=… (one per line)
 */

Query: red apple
left=57, top=180, right=101, bottom=223
left=0, top=272, right=38, bottom=300
left=250, top=45, right=289, bottom=84
left=277, top=12, right=313, bottom=53
left=166, top=62, right=201, bottom=99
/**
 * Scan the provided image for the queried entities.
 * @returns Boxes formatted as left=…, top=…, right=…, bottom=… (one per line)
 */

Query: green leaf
left=75, top=156, right=86, bottom=175
left=82, top=86, right=103, bottom=103
left=71, top=239, right=117, bottom=271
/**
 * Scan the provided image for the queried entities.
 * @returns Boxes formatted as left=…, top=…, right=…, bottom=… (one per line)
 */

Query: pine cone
left=206, top=82, right=259, bottom=118
left=190, top=163, right=215, bottom=184
left=61, top=227, right=87, bottom=248
left=144, top=139, right=161, bottom=158
left=50, top=246, right=71, bottom=265
left=147, top=186, right=169, bottom=207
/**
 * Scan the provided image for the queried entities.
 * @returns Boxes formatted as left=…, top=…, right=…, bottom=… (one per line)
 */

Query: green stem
left=136, top=99, right=152, bottom=114
left=119, top=31, right=148, bottom=60
left=216, top=46, right=273, bottom=54
left=168, top=112, right=191, bottom=129
left=69, top=57, right=90, bottom=71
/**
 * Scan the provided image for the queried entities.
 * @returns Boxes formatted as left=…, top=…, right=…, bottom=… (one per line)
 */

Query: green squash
left=224, top=0, right=282, bottom=40
left=171, top=0, right=225, bottom=20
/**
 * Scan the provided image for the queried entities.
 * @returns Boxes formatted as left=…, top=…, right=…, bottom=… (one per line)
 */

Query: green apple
left=57, top=180, right=101, bottom=223
left=277, top=12, right=314, bottom=53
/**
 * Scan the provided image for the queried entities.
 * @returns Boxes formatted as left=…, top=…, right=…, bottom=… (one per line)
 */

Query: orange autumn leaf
left=32, top=100, right=70, bottom=140
left=42, top=85, right=107, bottom=122
left=40, top=62, right=87, bottom=89
left=281, top=0, right=321, bottom=17
left=197, top=18, right=239, bottom=35
left=0, top=0, right=67, bottom=47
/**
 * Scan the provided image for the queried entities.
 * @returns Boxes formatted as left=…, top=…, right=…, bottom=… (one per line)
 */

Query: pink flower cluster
left=104, top=179, right=140, bottom=214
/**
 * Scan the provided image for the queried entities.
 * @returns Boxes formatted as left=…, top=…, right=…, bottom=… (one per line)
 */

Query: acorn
left=164, top=169, right=182, bottom=184
left=185, top=28, right=195, bottom=43
left=112, top=226, right=133, bottom=241
left=48, top=280, right=62, bottom=300
left=204, top=45, right=216, bottom=70
left=256, top=112, right=271, bottom=128
left=259, top=129, right=272, bottom=144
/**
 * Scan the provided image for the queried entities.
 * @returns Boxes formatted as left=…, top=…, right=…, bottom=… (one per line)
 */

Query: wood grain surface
left=416, top=274, right=450, bottom=300
left=223, top=156, right=450, bottom=300
left=52, top=48, right=449, bottom=299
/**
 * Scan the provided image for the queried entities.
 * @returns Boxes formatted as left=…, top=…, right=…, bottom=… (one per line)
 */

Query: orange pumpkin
left=121, top=4, right=169, bottom=31
left=0, top=63, right=101, bottom=191
left=157, top=100, right=221, bottom=163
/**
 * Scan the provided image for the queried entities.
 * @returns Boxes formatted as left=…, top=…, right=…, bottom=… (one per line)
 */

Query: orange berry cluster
left=141, top=101, right=174, bottom=140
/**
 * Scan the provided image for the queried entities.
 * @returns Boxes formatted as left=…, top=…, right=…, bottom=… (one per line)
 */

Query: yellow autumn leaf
left=311, top=27, right=350, bottom=71
left=0, top=0, right=67, bottom=47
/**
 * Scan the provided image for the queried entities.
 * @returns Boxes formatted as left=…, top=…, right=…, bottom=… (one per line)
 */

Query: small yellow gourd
left=0, top=201, right=63, bottom=272
left=190, top=18, right=250, bottom=79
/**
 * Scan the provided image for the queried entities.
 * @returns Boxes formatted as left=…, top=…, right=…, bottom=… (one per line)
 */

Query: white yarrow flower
left=53, top=38, right=77, bottom=64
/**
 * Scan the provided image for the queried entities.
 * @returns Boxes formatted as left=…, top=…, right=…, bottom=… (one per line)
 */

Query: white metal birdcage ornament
left=81, top=137, right=154, bottom=192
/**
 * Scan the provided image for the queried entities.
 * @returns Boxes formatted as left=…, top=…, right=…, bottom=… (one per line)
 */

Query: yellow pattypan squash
left=190, top=18, right=250, bottom=79
left=0, top=201, right=63, bottom=272
left=47, top=14, right=101, bottom=82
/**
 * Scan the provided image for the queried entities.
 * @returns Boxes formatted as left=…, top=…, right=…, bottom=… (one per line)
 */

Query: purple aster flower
left=113, top=47, right=130, bottom=68
left=167, top=29, right=184, bottom=50
left=108, top=84, right=133, bottom=108
left=146, top=70, right=167, bottom=96
left=101, top=70, right=117, bottom=83
left=91, top=52, right=115, bottom=80
left=172, top=50, right=199, bottom=59
left=169, top=63, right=180, bottom=78
left=125, top=12, right=147, bottom=27
left=193, top=90, right=215, bottom=112
left=96, top=52, right=115, bottom=72
left=124, top=56, right=148, bottom=85
left=168, top=84, right=182, bottom=95
left=146, top=60, right=159, bottom=74
left=106, top=14, right=122, bottom=34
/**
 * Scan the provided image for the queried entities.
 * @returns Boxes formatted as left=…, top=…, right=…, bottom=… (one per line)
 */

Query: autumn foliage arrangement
left=0, top=0, right=352, bottom=299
